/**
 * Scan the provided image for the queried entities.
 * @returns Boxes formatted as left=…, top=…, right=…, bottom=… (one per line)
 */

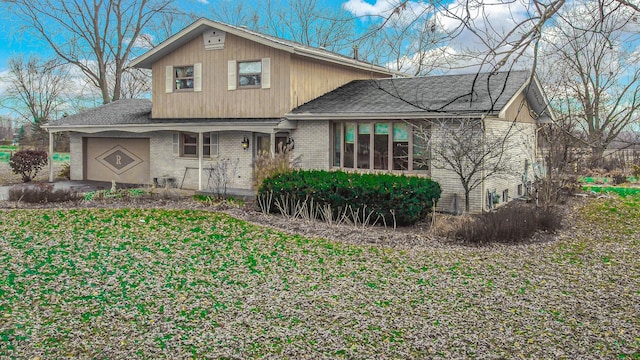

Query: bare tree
left=0, top=116, right=14, bottom=142
left=258, top=0, right=356, bottom=52
left=3, top=0, right=178, bottom=104
left=0, top=55, right=71, bottom=148
left=208, top=1, right=260, bottom=30
left=413, top=117, right=526, bottom=212
left=540, top=1, right=640, bottom=166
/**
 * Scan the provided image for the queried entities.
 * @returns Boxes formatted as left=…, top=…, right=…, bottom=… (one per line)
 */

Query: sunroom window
left=332, top=121, right=429, bottom=172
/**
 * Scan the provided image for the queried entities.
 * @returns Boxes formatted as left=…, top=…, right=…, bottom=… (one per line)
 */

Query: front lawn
left=1, top=199, right=639, bottom=358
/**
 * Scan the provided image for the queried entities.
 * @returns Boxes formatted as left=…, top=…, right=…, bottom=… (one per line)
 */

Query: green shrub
left=8, top=183, right=80, bottom=203
left=454, top=203, right=562, bottom=244
left=9, top=149, right=48, bottom=182
left=258, top=170, right=441, bottom=226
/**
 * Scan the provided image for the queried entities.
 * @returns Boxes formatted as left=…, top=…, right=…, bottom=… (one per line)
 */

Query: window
left=174, top=66, right=194, bottom=90
left=256, top=134, right=270, bottom=155
left=238, top=61, right=261, bottom=87
left=392, top=123, right=409, bottom=170
left=173, top=132, right=218, bottom=157
left=357, top=124, right=371, bottom=169
left=502, top=189, right=509, bottom=202
left=374, top=123, right=389, bottom=170
left=517, top=184, right=523, bottom=196
left=166, top=64, right=201, bottom=93
left=182, top=133, right=197, bottom=156
left=332, top=121, right=429, bottom=172
left=332, top=123, right=341, bottom=167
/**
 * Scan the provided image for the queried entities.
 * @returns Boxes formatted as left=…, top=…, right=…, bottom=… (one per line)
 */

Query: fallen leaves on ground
left=0, top=197, right=638, bottom=359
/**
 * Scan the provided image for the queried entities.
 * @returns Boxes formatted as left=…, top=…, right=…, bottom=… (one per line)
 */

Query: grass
left=0, top=200, right=639, bottom=358
left=580, top=176, right=639, bottom=184
left=583, top=185, right=640, bottom=197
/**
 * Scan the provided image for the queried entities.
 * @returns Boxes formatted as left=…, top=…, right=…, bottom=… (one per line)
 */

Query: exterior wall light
left=242, top=136, right=250, bottom=150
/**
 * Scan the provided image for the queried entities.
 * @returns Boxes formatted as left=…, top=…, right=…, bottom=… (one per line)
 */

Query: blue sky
left=0, top=0, right=392, bottom=72
left=0, top=0, right=537, bottom=119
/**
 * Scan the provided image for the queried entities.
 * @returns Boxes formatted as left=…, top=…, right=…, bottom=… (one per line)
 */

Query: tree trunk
left=590, top=145, right=606, bottom=168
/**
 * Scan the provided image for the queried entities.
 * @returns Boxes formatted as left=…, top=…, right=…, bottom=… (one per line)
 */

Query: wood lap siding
left=151, top=33, right=290, bottom=119
left=502, top=93, right=537, bottom=124
left=289, top=56, right=391, bottom=109
left=150, top=30, right=392, bottom=119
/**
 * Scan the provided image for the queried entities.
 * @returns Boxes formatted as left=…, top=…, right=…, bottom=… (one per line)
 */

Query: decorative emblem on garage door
left=96, top=145, right=143, bottom=175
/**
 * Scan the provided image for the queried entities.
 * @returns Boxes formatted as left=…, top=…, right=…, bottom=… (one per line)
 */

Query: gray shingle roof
left=46, top=98, right=282, bottom=127
left=290, top=70, right=531, bottom=115
left=50, top=99, right=152, bottom=126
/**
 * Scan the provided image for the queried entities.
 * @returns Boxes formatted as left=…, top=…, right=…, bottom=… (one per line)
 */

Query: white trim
left=129, top=18, right=396, bottom=76
left=198, top=132, right=203, bottom=191
left=194, top=63, right=202, bottom=92
left=165, top=65, right=173, bottom=93
left=261, top=58, right=271, bottom=89
left=44, top=122, right=286, bottom=134
left=48, top=131, right=54, bottom=182
left=228, top=60, right=237, bottom=91
left=286, top=112, right=488, bottom=121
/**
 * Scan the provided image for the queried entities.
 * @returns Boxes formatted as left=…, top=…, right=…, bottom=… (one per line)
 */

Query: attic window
left=175, top=66, right=194, bottom=90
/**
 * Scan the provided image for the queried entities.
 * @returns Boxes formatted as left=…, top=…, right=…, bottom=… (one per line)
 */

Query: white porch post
left=48, top=131, right=54, bottom=182
left=270, top=131, right=276, bottom=157
left=198, top=132, right=203, bottom=191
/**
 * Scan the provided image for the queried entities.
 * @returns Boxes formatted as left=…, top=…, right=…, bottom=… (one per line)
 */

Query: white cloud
left=125, top=34, right=155, bottom=50
left=343, top=0, right=397, bottom=17
left=344, top=0, right=432, bottom=27
left=195, top=0, right=209, bottom=4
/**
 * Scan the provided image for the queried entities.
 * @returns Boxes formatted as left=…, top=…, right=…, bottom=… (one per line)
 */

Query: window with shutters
left=238, top=60, right=262, bottom=88
left=173, top=132, right=218, bottom=158
left=174, top=66, right=194, bottom=90
left=166, top=64, right=201, bottom=93
left=228, top=58, right=270, bottom=90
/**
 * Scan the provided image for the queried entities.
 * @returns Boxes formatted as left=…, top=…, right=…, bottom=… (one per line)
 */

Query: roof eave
left=130, top=18, right=397, bottom=76
left=286, top=112, right=489, bottom=121
left=498, top=73, right=556, bottom=123
left=130, top=18, right=295, bottom=69
left=44, top=119, right=288, bottom=134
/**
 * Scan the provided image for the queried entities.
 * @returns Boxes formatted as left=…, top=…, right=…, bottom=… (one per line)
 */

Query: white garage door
left=85, top=138, right=150, bottom=184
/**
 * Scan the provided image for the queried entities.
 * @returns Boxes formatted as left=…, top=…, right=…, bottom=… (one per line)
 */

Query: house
left=43, top=18, right=554, bottom=213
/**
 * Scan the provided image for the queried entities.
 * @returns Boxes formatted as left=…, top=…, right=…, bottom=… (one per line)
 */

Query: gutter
left=42, top=119, right=293, bottom=134
left=286, top=112, right=492, bottom=121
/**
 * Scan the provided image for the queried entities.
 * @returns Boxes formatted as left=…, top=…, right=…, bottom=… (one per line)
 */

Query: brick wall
left=291, top=120, right=331, bottom=171
left=151, top=131, right=254, bottom=191
left=483, top=119, right=536, bottom=209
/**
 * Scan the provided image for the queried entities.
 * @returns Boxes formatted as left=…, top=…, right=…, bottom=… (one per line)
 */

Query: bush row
left=454, top=202, right=563, bottom=244
left=258, top=170, right=441, bottom=226
left=8, top=183, right=80, bottom=203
